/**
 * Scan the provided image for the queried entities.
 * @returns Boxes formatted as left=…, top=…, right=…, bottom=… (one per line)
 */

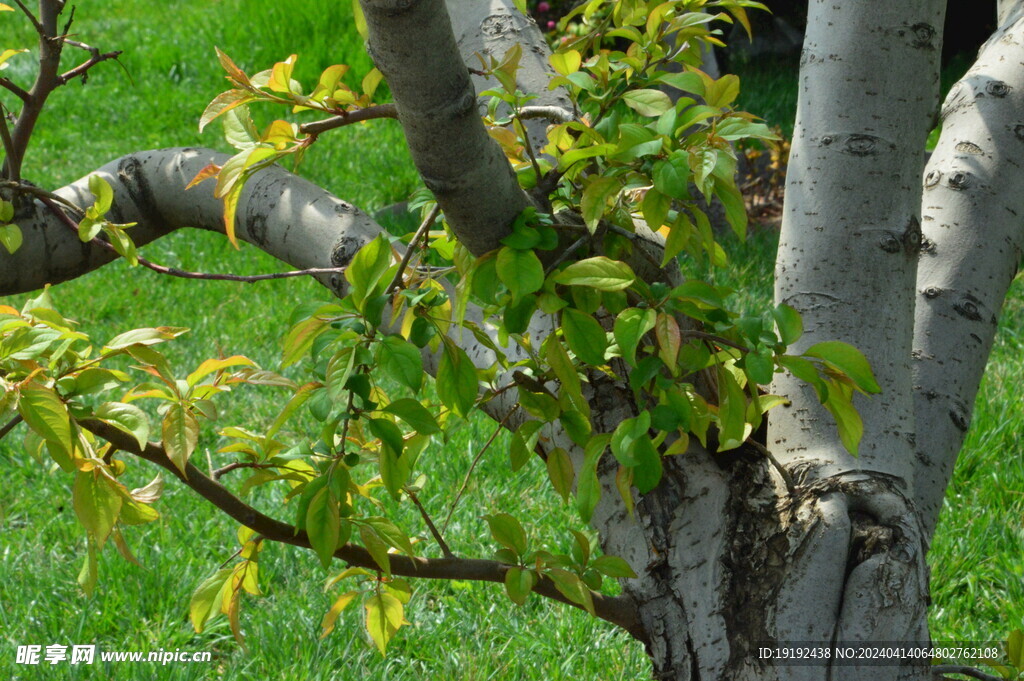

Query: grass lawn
left=1, top=2, right=1022, bottom=680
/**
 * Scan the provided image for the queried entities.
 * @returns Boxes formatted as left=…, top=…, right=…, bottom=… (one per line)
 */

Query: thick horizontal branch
left=80, top=419, right=642, bottom=637
left=0, top=148, right=384, bottom=296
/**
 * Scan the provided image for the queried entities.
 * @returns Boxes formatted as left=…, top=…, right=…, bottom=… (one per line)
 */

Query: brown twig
left=39, top=195, right=349, bottom=284
left=57, top=49, right=123, bottom=86
left=212, top=461, right=264, bottom=480
left=405, top=488, right=453, bottom=558
left=441, top=407, right=517, bottom=535
left=544, top=235, right=589, bottom=276
left=386, top=203, right=440, bottom=294
left=0, top=414, right=23, bottom=441
left=681, top=329, right=753, bottom=354
left=298, top=103, right=398, bottom=136
left=0, top=78, right=31, bottom=103
left=78, top=417, right=642, bottom=637
left=746, top=438, right=796, bottom=495
left=11, top=0, right=43, bottom=34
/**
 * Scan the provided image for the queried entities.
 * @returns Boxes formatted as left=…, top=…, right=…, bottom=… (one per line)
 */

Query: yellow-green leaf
left=365, top=592, right=404, bottom=655
left=321, top=590, right=359, bottom=638
left=17, top=382, right=71, bottom=453
left=73, top=471, right=123, bottom=549
left=162, top=403, right=199, bottom=474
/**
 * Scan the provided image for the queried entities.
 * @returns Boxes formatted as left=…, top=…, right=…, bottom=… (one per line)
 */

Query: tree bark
left=359, top=0, right=530, bottom=255
left=912, top=7, right=1024, bottom=536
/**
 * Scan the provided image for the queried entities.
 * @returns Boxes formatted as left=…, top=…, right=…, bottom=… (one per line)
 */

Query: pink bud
left=537, top=2, right=550, bottom=12
left=547, top=19, right=556, bottom=29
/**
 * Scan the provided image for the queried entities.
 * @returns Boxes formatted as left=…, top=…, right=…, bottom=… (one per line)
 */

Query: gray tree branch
left=912, top=11, right=1024, bottom=535
left=359, top=0, right=529, bottom=255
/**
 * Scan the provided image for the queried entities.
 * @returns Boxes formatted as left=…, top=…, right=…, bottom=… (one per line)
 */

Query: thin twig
left=57, top=49, right=122, bottom=86
left=544, top=236, right=589, bottom=276
left=212, top=461, right=262, bottom=480
left=78, top=417, right=643, bottom=636
left=932, top=666, right=1003, bottom=681
left=746, top=438, right=796, bottom=495
left=39, top=195, right=349, bottom=284
left=298, top=103, right=398, bottom=136
left=11, top=0, right=43, bottom=34
left=442, top=407, right=517, bottom=535
left=0, top=414, right=23, bottom=442
left=406, top=488, right=453, bottom=558
left=3, top=180, right=84, bottom=213
left=386, top=203, right=440, bottom=294
left=680, top=329, right=753, bottom=354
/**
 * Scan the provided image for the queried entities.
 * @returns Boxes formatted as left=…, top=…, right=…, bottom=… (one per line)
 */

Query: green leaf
left=344, top=235, right=393, bottom=305
left=652, top=153, right=690, bottom=200
left=365, top=592, right=404, bottom=655
left=804, top=341, right=881, bottom=393
left=510, top=420, right=543, bottom=471
left=93, top=402, right=150, bottom=450
left=321, top=590, right=360, bottom=638
left=162, top=403, right=199, bottom=475
left=436, top=342, right=477, bottom=417
left=576, top=434, right=609, bottom=522
left=0, top=223, right=22, bottom=253
left=592, top=555, right=637, bottom=578
left=772, top=304, right=803, bottom=346
left=306, top=485, right=341, bottom=569
left=484, top=512, right=528, bottom=557
left=705, top=74, right=740, bottom=108
left=496, top=247, right=544, bottom=302
left=611, top=411, right=650, bottom=467
left=716, top=179, right=748, bottom=238
left=613, top=308, right=656, bottom=367
left=560, top=308, right=607, bottom=366
left=549, top=49, right=581, bottom=76
left=282, top=315, right=327, bottom=368
left=73, top=471, right=123, bottom=549
left=641, top=189, right=670, bottom=234
left=579, top=177, right=621, bottom=233
left=716, top=369, right=749, bottom=452
left=0, top=199, right=13, bottom=223
left=631, top=435, right=662, bottom=493
left=382, top=398, right=439, bottom=435
left=190, top=568, right=233, bottom=632
left=545, top=337, right=587, bottom=416
left=352, top=0, right=368, bottom=38
left=621, top=89, right=673, bottom=117
left=17, top=382, right=71, bottom=453
left=1008, top=630, right=1023, bottom=668
left=655, top=313, right=681, bottom=369
left=377, top=335, right=423, bottom=393
left=105, top=326, right=189, bottom=351
left=546, top=447, right=574, bottom=502
left=546, top=567, right=595, bottom=615
left=88, top=174, right=114, bottom=214
left=504, top=567, right=537, bottom=606
left=554, top=257, right=635, bottom=291
left=824, top=382, right=864, bottom=456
